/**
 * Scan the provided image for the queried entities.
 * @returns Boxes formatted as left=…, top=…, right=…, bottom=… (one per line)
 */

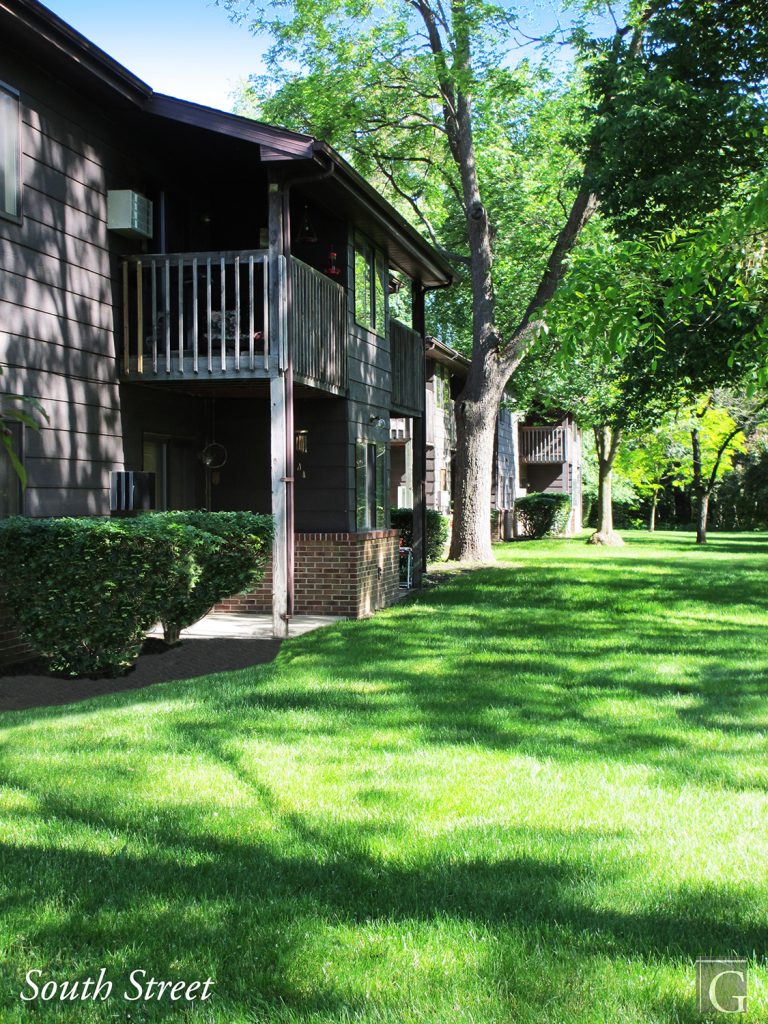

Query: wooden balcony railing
left=121, top=250, right=270, bottom=379
left=391, top=318, right=424, bottom=413
left=520, top=425, right=568, bottom=463
left=289, top=257, right=346, bottom=392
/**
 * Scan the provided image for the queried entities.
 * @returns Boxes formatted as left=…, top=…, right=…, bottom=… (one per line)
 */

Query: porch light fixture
left=200, top=442, right=228, bottom=469
left=295, top=429, right=309, bottom=454
left=325, top=246, right=342, bottom=279
left=297, top=204, right=317, bottom=245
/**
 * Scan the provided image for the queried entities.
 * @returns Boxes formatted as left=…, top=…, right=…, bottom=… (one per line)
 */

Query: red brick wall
left=217, top=530, right=400, bottom=618
left=0, top=597, right=34, bottom=667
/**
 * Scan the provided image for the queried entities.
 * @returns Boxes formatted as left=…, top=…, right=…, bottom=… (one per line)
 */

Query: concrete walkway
left=148, top=611, right=342, bottom=641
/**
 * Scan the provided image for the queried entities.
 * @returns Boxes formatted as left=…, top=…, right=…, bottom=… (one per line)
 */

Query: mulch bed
left=0, top=637, right=281, bottom=713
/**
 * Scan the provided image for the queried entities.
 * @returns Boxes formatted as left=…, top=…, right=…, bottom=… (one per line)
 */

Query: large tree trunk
left=696, top=491, right=710, bottom=545
left=589, top=424, right=624, bottom=546
left=412, top=8, right=599, bottom=563
left=448, top=385, right=502, bottom=562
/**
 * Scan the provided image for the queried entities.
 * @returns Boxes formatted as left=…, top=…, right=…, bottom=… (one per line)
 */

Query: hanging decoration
left=297, top=204, right=317, bottom=245
left=325, top=245, right=342, bottom=280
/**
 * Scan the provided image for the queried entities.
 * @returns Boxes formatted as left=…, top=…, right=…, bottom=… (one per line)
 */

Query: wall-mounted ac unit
left=110, top=471, right=155, bottom=513
left=107, top=190, right=153, bottom=239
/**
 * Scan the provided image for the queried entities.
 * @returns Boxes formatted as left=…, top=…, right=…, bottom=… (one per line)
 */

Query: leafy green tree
left=677, top=391, right=766, bottom=544
left=538, top=179, right=768, bottom=542
left=615, top=416, right=689, bottom=531
left=709, top=426, right=768, bottom=530
left=224, top=0, right=768, bottom=560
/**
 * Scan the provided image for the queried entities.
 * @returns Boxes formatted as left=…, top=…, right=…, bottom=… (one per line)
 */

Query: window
left=0, top=82, right=21, bottom=222
left=355, top=440, right=387, bottom=529
left=0, top=422, right=23, bottom=517
left=388, top=270, right=412, bottom=326
left=354, top=237, right=386, bottom=336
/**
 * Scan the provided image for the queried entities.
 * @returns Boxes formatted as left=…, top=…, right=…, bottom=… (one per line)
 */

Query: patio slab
left=148, top=612, right=343, bottom=641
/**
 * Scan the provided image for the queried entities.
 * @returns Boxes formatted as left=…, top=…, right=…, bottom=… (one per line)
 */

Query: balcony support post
left=269, top=178, right=291, bottom=638
left=412, top=282, right=427, bottom=576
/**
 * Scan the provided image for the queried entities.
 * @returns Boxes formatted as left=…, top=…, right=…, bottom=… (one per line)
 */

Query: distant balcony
left=390, top=417, right=411, bottom=441
left=120, top=252, right=346, bottom=393
left=520, top=426, right=568, bottom=463
left=520, top=425, right=569, bottom=462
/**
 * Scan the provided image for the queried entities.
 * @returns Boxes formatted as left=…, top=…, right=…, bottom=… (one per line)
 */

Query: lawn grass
left=1, top=530, right=767, bottom=1022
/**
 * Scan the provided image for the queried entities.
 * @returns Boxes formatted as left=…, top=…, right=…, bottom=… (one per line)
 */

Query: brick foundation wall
left=217, top=530, right=400, bottom=618
left=0, top=597, right=34, bottom=667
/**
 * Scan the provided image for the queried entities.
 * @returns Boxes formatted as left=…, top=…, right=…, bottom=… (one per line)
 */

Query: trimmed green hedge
left=0, top=511, right=273, bottom=677
left=515, top=492, right=572, bottom=539
left=390, top=508, right=450, bottom=563
left=0, top=517, right=194, bottom=676
left=158, top=511, right=273, bottom=642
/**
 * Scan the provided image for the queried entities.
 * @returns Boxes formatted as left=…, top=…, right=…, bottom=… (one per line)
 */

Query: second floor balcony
left=520, top=425, right=568, bottom=463
left=120, top=250, right=347, bottom=394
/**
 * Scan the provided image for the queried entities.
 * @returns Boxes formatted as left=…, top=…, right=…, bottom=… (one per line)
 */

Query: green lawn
left=1, top=531, right=767, bottom=1023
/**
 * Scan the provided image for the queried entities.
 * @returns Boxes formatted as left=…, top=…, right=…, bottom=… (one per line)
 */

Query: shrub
left=0, top=511, right=274, bottom=676
left=390, top=508, right=450, bottom=563
left=157, top=511, right=274, bottom=641
left=0, top=517, right=197, bottom=677
left=515, top=492, right=572, bottom=539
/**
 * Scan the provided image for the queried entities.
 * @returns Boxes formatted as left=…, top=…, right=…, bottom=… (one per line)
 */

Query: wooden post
left=269, top=180, right=289, bottom=638
left=412, top=282, right=428, bottom=575
left=411, top=413, right=426, bottom=583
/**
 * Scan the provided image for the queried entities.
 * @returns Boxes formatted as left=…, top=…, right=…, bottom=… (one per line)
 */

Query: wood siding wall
left=0, top=51, right=144, bottom=516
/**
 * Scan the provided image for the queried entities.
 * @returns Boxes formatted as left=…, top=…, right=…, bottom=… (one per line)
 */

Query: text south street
left=20, top=969, right=214, bottom=1003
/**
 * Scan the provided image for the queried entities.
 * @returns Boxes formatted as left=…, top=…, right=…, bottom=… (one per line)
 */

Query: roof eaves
left=426, top=336, right=471, bottom=371
left=312, top=140, right=456, bottom=287
left=147, top=94, right=316, bottom=158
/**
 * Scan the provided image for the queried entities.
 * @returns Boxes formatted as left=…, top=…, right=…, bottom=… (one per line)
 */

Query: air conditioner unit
left=110, top=471, right=155, bottom=513
left=107, top=190, right=153, bottom=239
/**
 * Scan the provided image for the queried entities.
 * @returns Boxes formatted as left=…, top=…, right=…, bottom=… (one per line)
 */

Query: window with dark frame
left=355, top=440, right=387, bottom=530
left=354, top=236, right=386, bottom=337
left=0, top=82, right=21, bottom=222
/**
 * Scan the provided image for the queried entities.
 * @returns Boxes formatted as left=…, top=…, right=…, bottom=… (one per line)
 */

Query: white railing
left=519, top=425, right=568, bottom=463
left=121, top=250, right=269, bottom=378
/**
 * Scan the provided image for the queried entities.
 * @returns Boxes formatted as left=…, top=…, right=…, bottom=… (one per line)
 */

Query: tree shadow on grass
left=3, top=790, right=765, bottom=1015
left=0, top=786, right=765, bottom=1021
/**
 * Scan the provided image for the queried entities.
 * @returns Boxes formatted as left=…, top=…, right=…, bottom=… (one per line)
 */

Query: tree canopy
left=224, top=0, right=768, bottom=556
